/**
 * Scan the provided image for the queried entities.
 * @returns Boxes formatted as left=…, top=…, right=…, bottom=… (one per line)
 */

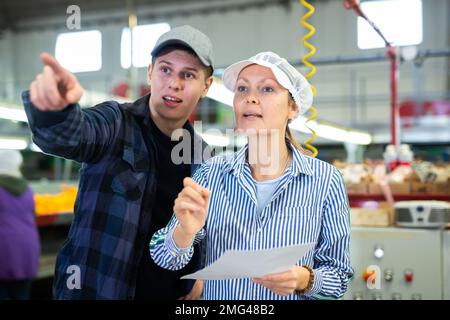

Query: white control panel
left=443, top=230, right=450, bottom=300
left=345, top=227, right=446, bottom=300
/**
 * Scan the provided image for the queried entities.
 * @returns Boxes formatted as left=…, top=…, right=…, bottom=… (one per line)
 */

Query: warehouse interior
left=0, top=0, right=449, bottom=301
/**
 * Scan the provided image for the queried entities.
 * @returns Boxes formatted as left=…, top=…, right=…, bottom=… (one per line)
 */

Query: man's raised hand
left=29, top=52, right=83, bottom=111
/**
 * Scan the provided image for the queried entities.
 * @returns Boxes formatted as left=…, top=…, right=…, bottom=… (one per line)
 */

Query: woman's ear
left=288, top=99, right=299, bottom=120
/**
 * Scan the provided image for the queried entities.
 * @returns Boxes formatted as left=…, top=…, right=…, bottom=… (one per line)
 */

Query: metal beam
left=290, top=49, right=450, bottom=67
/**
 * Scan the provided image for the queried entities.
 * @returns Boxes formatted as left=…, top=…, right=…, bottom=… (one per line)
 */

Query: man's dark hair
left=151, top=44, right=213, bottom=78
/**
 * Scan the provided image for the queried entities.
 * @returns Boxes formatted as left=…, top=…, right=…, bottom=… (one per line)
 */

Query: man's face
left=147, top=49, right=212, bottom=123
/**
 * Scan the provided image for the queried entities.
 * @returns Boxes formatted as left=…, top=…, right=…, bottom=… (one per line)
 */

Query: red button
left=363, top=270, right=375, bottom=282
left=404, top=272, right=413, bottom=282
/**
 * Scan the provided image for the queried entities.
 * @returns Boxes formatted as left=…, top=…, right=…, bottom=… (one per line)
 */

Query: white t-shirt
left=254, top=174, right=284, bottom=215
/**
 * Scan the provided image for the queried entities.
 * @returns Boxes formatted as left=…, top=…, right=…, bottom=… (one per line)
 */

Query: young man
left=22, top=25, right=214, bottom=299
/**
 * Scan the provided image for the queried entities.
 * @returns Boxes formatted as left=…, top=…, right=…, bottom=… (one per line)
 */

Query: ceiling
left=0, top=0, right=293, bottom=32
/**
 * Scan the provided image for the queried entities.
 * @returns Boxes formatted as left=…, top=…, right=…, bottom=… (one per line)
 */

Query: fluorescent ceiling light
left=290, top=118, right=372, bottom=145
left=0, top=106, right=27, bottom=122
left=207, top=77, right=372, bottom=145
left=0, top=138, right=28, bottom=150
left=0, top=90, right=128, bottom=123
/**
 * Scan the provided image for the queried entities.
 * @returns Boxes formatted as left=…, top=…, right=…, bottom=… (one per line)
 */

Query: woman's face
left=233, top=64, right=298, bottom=135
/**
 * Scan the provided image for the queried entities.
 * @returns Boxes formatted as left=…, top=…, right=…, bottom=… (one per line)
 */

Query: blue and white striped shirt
left=150, top=143, right=353, bottom=300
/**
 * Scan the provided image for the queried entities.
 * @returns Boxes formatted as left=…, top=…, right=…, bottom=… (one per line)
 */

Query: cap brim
left=223, top=59, right=292, bottom=95
left=151, top=39, right=212, bottom=69
left=222, top=60, right=256, bottom=92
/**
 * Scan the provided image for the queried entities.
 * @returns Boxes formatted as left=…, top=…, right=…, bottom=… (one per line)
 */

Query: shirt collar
left=290, top=145, right=314, bottom=177
left=225, top=142, right=314, bottom=177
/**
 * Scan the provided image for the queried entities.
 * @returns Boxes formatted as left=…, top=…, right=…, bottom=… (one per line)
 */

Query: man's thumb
left=65, top=85, right=83, bottom=104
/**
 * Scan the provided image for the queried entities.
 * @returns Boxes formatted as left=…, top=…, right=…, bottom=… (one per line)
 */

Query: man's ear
left=201, top=76, right=214, bottom=97
left=147, top=64, right=153, bottom=86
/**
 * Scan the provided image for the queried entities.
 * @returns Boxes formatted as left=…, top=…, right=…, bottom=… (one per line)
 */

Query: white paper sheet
left=181, top=243, right=315, bottom=280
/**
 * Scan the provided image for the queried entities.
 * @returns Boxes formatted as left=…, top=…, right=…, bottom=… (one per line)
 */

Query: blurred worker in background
left=0, top=149, right=40, bottom=300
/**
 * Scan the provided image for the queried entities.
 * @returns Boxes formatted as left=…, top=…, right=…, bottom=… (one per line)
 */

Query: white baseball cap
left=222, top=51, right=313, bottom=115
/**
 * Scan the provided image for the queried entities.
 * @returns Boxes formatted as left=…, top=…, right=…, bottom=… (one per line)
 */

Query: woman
left=151, top=52, right=353, bottom=300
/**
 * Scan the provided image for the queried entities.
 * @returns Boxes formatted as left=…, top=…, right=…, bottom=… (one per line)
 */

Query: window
left=55, top=30, right=102, bottom=72
left=357, top=0, right=423, bottom=49
left=121, top=23, right=170, bottom=68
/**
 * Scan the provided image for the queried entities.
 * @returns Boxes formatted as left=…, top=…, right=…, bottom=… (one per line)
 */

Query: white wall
left=0, top=31, right=16, bottom=101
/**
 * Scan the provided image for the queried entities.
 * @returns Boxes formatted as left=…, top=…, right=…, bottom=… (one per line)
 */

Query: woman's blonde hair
left=286, top=94, right=310, bottom=156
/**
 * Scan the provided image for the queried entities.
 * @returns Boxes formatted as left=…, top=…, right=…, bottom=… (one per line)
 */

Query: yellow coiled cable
left=300, top=0, right=318, bottom=157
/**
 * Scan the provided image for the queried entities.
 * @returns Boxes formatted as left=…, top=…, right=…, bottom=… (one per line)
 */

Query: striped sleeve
left=150, top=162, right=209, bottom=270
left=307, top=167, right=354, bottom=299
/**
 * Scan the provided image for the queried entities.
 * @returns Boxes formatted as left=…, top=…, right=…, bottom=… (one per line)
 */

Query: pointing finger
left=42, top=66, right=66, bottom=107
left=40, top=52, right=68, bottom=80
